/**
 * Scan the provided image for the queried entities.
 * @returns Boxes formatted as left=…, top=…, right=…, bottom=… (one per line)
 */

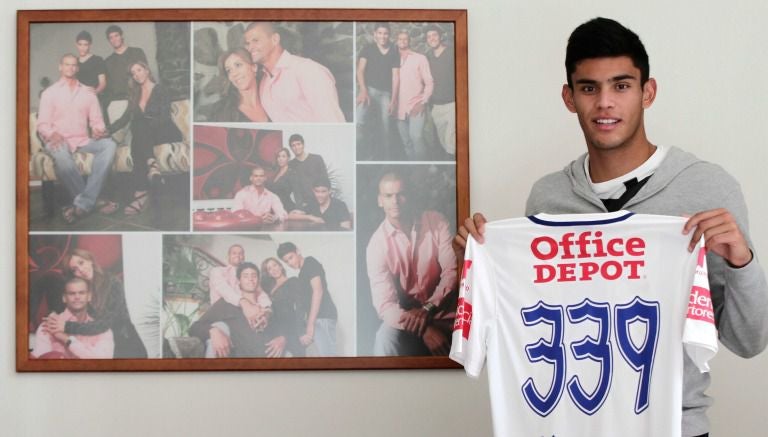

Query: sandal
left=124, top=191, right=149, bottom=216
left=97, top=200, right=119, bottom=215
left=62, top=205, right=87, bottom=224
left=147, top=158, right=162, bottom=182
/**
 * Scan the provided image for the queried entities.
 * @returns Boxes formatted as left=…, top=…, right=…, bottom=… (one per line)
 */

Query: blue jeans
left=313, top=318, right=337, bottom=356
left=46, top=138, right=116, bottom=212
left=373, top=324, right=429, bottom=356
left=356, top=87, right=393, bottom=160
left=397, top=111, right=427, bottom=160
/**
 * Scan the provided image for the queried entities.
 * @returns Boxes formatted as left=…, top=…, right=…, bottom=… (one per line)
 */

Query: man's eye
left=581, top=86, right=595, bottom=93
left=616, top=83, right=630, bottom=90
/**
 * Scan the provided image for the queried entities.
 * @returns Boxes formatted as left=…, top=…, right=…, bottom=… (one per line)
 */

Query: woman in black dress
left=110, top=61, right=183, bottom=215
left=261, top=257, right=305, bottom=357
left=266, top=147, right=298, bottom=212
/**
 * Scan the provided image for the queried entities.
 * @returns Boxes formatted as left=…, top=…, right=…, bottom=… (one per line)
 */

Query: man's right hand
left=422, top=326, right=449, bottom=356
left=356, top=89, right=370, bottom=106
left=209, top=327, right=232, bottom=358
left=453, top=213, right=488, bottom=257
left=46, top=132, right=65, bottom=151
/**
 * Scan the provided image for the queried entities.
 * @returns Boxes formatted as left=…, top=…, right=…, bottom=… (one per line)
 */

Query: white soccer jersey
left=450, top=211, right=717, bottom=437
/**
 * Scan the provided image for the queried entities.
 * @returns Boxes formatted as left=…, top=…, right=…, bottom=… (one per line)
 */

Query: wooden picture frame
left=17, top=8, right=469, bottom=371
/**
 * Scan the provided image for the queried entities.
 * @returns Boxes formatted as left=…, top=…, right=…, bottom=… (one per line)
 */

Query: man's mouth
left=595, top=118, right=619, bottom=125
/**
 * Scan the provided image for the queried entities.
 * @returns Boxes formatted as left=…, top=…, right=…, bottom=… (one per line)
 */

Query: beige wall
left=4, top=1, right=767, bottom=436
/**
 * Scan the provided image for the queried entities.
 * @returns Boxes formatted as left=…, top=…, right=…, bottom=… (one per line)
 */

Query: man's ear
left=272, top=31, right=281, bottom=46
left=562, top=84, right=577, bottom=113
left=642, top=78, right=657, bottom=109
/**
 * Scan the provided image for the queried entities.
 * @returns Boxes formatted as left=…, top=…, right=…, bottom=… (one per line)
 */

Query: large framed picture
left=17, top=9, right=469, bottom=371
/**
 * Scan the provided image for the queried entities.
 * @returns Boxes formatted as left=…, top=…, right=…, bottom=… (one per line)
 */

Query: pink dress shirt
left=233, top=185, right=288, bottom=221
left=259, top=50, right=345, bottom=123
left=36, top=78, right=106, bottom=152
left=366, top=210, right=458, bottom=329
left=397, top=50, right=434, bottom=120
left=31, top=309, right=114, bottom=359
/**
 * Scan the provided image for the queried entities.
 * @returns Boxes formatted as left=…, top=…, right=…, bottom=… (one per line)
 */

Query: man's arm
left=366, top=233, right=406, bottom=328
left=411, top=57, right=434, bottom=115
left=61, top=329, right=115, bottom=359
left=208, top=267, right=241, bottom=307
left=86, top=88, right=107, bottom=138
left=36, top=89, right=60, bottom=146
left=300, top=62, right=346, bottom=122
left=301, top=275, right=324, bottom=346
left=389, top=67, right=400, bottom=115
left=30, top=323, right=54, bottom=358
left=684, top=201, right=768, bottom=357
left=269, top=192, right=288, bottom=222
left=232, top=189, right=247, bottom=215
left=427, top=212, right=459, bottom=308
left=356, top=56, right=370, bottom=106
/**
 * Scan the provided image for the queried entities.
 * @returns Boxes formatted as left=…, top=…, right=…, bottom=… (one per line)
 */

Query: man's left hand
left=422, top=326, right=449, bottom=356
left=411, top=102, right=425, bottom=116
left=44, top=312, right=67, bottom=335
left=399, top=308, right=429, bottom=336
left=684, top=208, right=753, bottom=267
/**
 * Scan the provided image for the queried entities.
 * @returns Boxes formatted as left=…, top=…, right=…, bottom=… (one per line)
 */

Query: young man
left=189, top=262, right=273, bottom=358
left=232, top=166, right=287, bottom=224
left=31, top=277, right=114, bottom=359
left=277, top=242, right=338, bottom=356
left=287, top=177, right=352, bottom=231
left=287, top=134, right=329, bottom=211
left=425, top=25, right=456, bottom=157
left=454, top=18, right=768, bottom=437
left=103, top=25, right=148, bottom=125
left=395, top=30, right=434, bottom=161
left=243, top=22, right=345, bottom=123
left=366, top=172, right=457, bottom=356
left=36, top=54, right=117, bottom=223
left=356, top=22, right=400, bottom=160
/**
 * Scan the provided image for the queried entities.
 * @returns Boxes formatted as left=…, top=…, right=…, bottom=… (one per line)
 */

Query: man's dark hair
left=565, top=17, right=649, bottom=88
left=236, top=262, right=260, bottom=280
left=312, top=176, right=332, bottom=189
left=373, top=22, right=390, bottom=32
left=425, top=25, right=443, bottom=36
left=105, top=24, right=123, bottom=37
left=276, top=242, right=298, bottom=259
left=288, top=134, right=304, bottom=145
left=76, top=30, right=92, bottom=43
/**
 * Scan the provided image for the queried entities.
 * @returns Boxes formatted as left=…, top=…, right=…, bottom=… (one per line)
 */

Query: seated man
left=31, top=277, right=114, bottom=359
left=37, top=54, right=117, bottom=223
left=233, top=166, right=287, bottom=224
left=366, top=172, right=458, bottom=356
left=287, top=176, right=352, bottom=231
left=189, top=262, right=273, bottom=358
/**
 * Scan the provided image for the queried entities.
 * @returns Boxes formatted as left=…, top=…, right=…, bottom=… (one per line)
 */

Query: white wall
left=4, top=1, right=767, bottom=436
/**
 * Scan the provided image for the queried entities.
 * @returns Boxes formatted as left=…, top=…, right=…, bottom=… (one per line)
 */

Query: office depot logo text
left=531, top=231, right=645, bottom=283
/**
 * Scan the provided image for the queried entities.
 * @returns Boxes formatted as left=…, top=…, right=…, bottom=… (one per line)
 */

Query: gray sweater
left=526, top=146, right=768, bottom=436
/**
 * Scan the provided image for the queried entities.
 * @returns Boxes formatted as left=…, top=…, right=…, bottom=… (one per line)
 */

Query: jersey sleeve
left=449, top=237, right=497, bottom=378
left=682, top=242, right=719, bottom=372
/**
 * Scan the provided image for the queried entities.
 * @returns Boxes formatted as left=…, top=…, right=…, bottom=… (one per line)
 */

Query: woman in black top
left=210, top=48, right=270, bottom=123
left=266, top=147, right=298, bottom=212
left=110, top=61, right=183, bottom=215
left=261, top=257, right=305, bottom=357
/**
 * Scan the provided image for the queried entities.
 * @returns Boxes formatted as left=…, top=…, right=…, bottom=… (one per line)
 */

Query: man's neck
left=387, top=216, right=413, bottom=233
left=376, top=42, right=390, bottom=52
left=251, top=185, right=265, bottom=194
left=114, top=45, right=128, bottom=55
left=399, top=47, right=411, bottom=56
left=241, top=290, right=261, bottom=303
left=262, top=47, right=285, bottom=75
left=62, top=76, right=79, bottom=89
left=432, top=45, right=446, bottom=57
left=295, top=153, right=308, bottom=162
left=68, top=308, right=89, bottom=322
left=587, top=141, right=656, bottom=183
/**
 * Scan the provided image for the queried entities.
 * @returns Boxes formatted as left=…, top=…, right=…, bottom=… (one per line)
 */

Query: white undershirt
left=585, top=145, right=668, bottom=199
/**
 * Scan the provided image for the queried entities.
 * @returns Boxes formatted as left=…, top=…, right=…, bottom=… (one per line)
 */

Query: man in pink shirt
left=31, top=277, right=114, bottom=359
left=37, top=54, right=117, bottom=223
left=233, top=166, right=288, bottom=224
left=395, top=30, right=434, bottom=161
left=366, top=172, right=458, bottom=356
left=243, top=22, right=345, bottom=123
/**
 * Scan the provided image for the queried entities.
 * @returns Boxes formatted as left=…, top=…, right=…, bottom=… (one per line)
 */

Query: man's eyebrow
left=575, top=74, right=637, bottom=85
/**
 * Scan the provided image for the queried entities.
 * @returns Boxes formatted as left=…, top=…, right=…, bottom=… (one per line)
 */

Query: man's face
left=289, top=140, right=305, bottom=157
left=76, top=40, right=91, bottom=57
left=313, top=186, right=330, bottom=205
left=238, top=267, right=260, bottom=293
left=373, top=27, right=390, bottom=47
left=249, top=168, right=267, bottom=187
left=63, top=281, right=91, bottom=312
left=378, top=179, right=408, bottom=222
left=562, top=56, right=656, bottom=152
left=281, top=251, right=302, bottom=270
left=426, top=30, right=441, bottom=49
left=396, top=32, right=410, bottom=50
left=244, top=25, right=277, bottom=64
left=59, top=56, right=79, bottom=79
left=228, top=245, right=244, bottom=267
left=107, top=31, right=124, bottom=50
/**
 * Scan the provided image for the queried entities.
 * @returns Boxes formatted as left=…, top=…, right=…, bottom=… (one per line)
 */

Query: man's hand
left=262, top=212, right=277, bottom=224
left=265, top=336, right=286, bottom=358
left=45, top=132, right=66, bottom=151
left=411, top=102, right=425, bottom=116
left=299, top=333, right=314, bottom=347
left=422, top=326, right=449, bottom=356
left=388, top=100, right=397, bottom=116
left=43, top=312, right=67, bottom=335
left=684, top=208, right=753, bottom=268
left=91, top=127, right=107, bottom=139
left=454, top=213, right=488, bottom=257
left=356, top=89, right=370, bottom=106
left=399, top=308, right=429, bottom=336
left=209, top=327, right=232, bottom=358
left=241, top=300, right=269, bottom=331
